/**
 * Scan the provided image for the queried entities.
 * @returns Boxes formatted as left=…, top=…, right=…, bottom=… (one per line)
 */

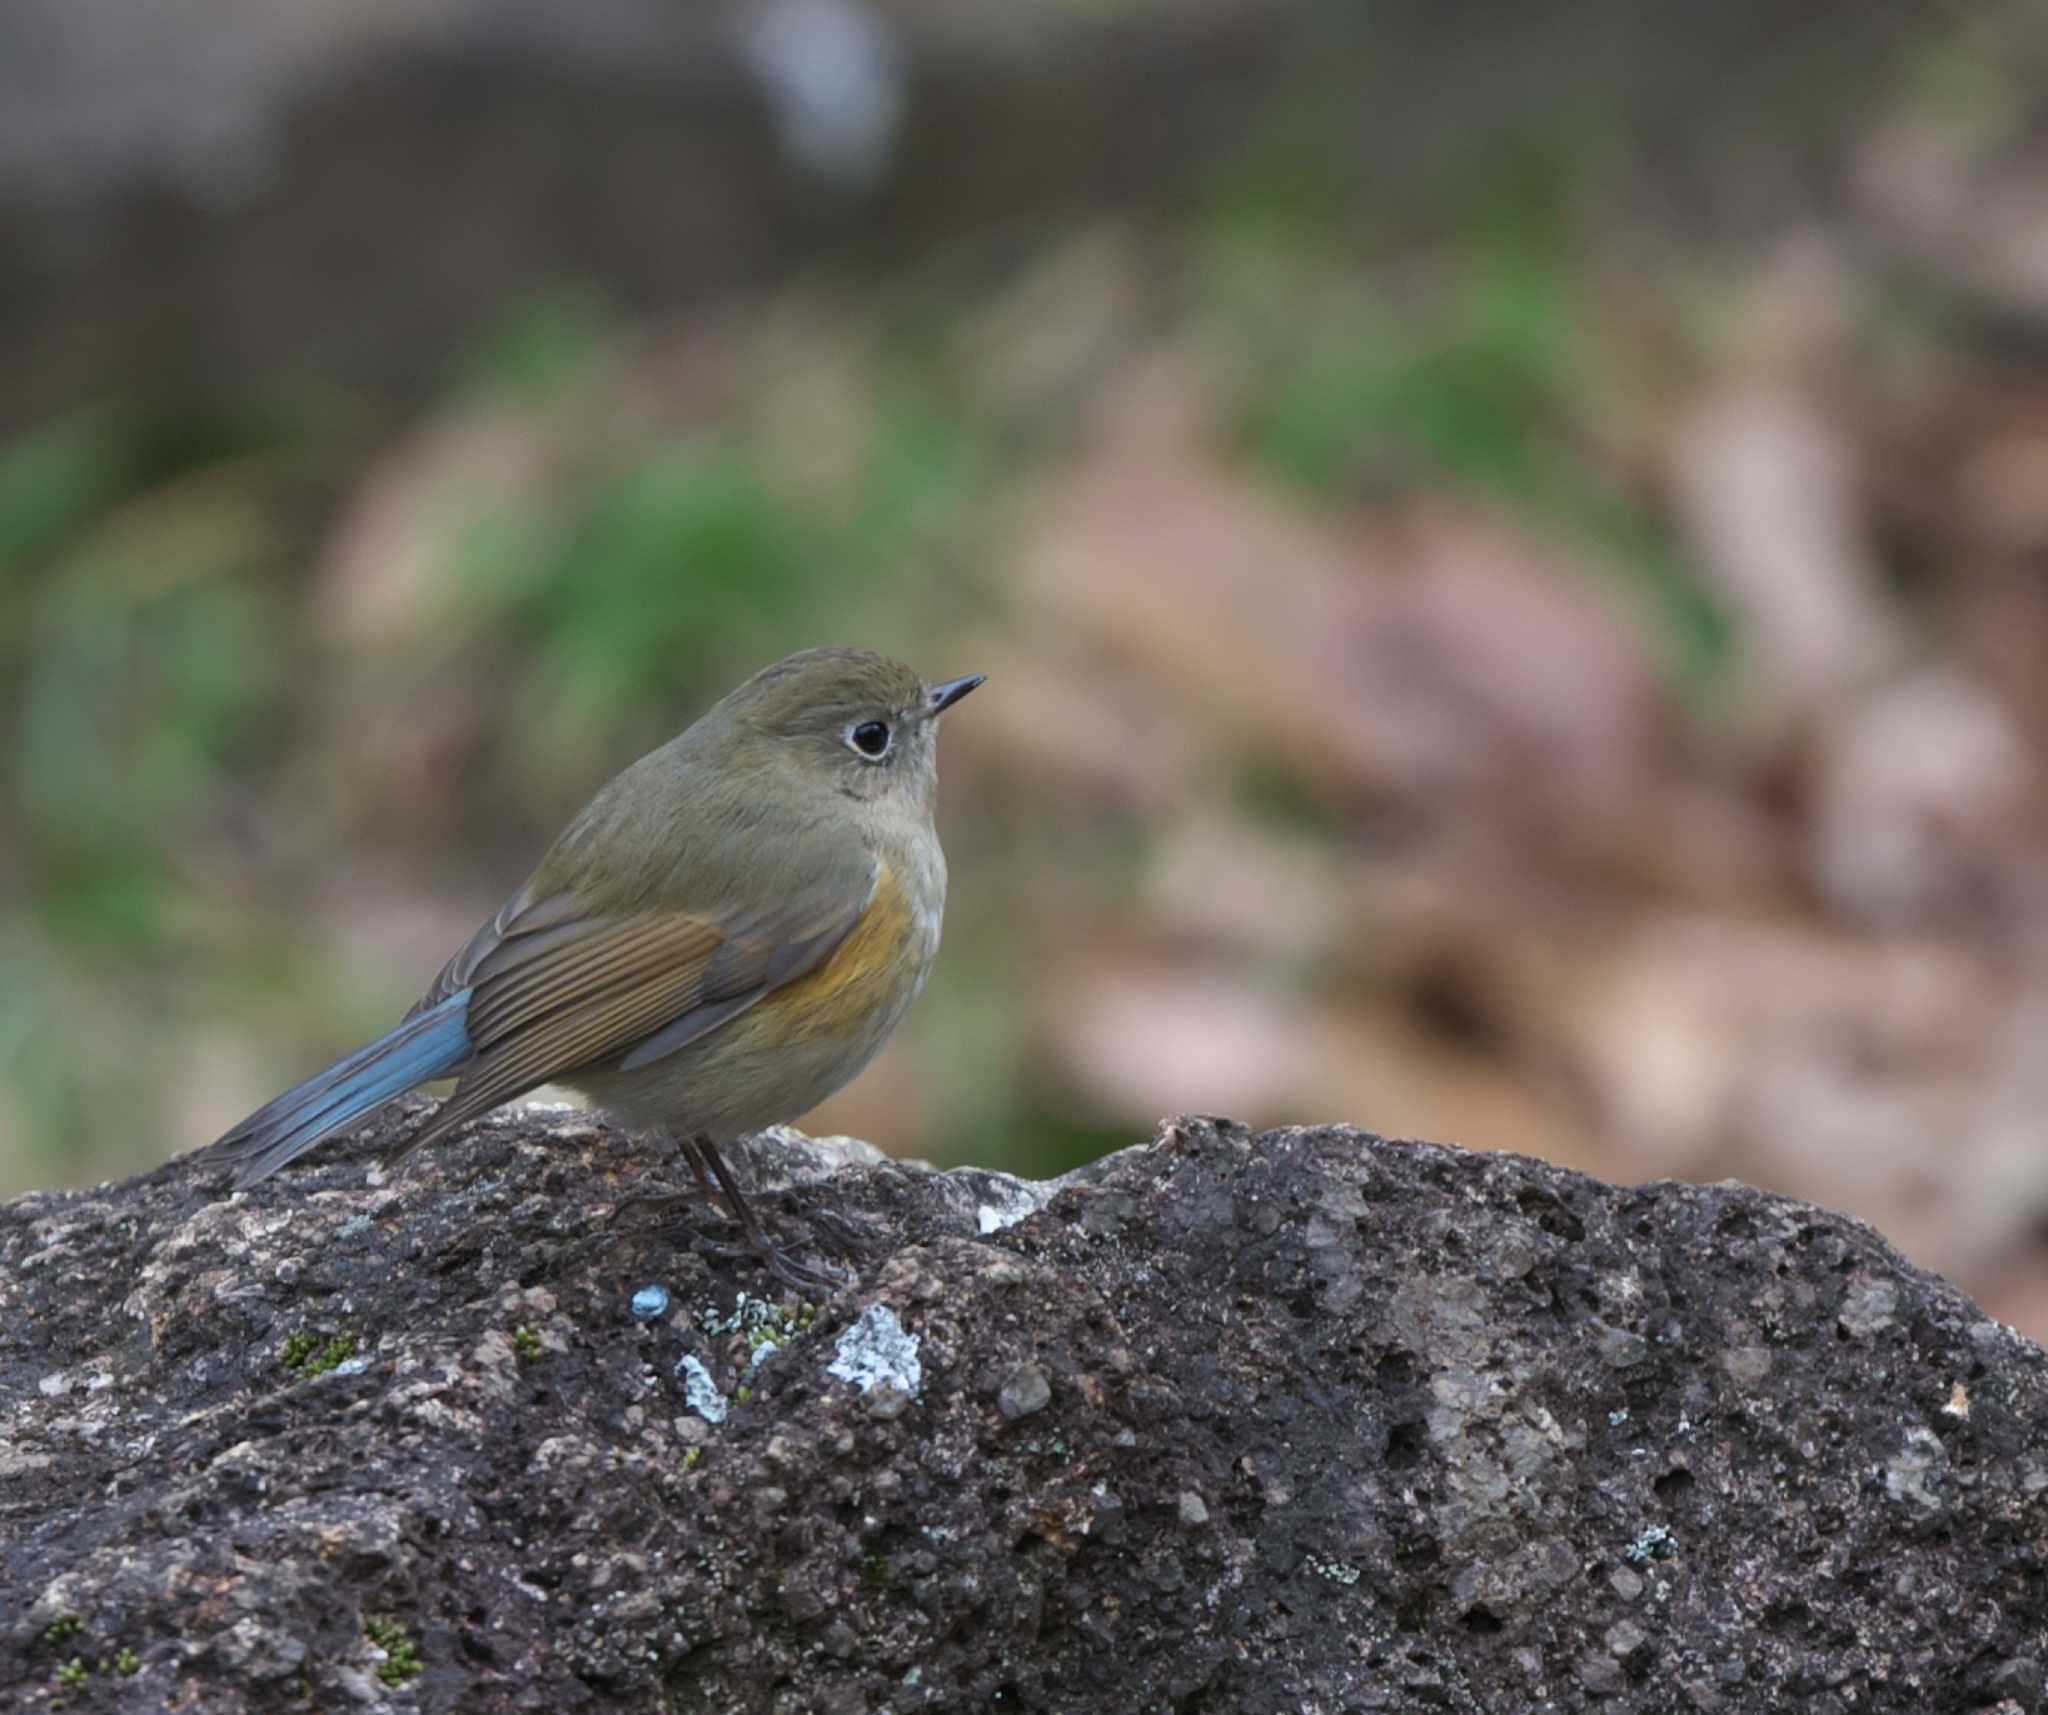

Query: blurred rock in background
left=9, top=0, right=2048, bottom=1334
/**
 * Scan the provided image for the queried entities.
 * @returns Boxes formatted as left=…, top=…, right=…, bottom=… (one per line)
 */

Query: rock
left=2, top=1098, right=2044, bottom=1711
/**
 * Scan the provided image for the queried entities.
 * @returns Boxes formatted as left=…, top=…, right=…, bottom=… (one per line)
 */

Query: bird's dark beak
left=927, top=674, right=985, bottom=716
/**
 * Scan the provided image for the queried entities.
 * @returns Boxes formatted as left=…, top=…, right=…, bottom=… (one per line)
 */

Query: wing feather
left=390, top=861, right=877, bottom=1159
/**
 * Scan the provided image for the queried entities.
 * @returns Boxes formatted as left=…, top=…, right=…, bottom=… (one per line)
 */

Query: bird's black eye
left=848, top=720, right=892, bottom=760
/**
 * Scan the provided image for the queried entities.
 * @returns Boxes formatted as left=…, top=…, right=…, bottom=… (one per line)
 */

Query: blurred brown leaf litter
left=7, top=1, right=2048, bottom=1335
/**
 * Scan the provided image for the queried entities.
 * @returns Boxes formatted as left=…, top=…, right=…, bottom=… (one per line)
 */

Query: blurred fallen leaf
left=1041, top=942, right=1610, bottom=1178
left=1043, top=952, right=1321, bottom=1126
left=1142, top=813, right=1348, bottom=967
left=1805, top=668, right=2042, bottom=927
left=1670, top=378, right=1896, bottom=725
left=952, top=226, right=1147, bottom=427
left=942, top=641, right=1197, bottom=814
left=1952, top=420, right=2048, bottom=553
left=315, top=405, right=559, bottom=645
left=1025, top=371, right=1673, bottom=855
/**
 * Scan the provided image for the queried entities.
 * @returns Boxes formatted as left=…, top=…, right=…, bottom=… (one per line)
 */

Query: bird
left=200, top=647, right=982, bottom=1287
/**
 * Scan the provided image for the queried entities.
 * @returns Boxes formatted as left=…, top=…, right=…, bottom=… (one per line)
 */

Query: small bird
left=202, top=647, right=982, bottom=1286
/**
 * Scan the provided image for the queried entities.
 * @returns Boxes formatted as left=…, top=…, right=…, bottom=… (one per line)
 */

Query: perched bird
left=201, top=647, right=982, bottom=1286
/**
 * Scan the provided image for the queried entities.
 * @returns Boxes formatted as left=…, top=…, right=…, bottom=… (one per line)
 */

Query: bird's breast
left=766, top=856, right=941, bottom=1045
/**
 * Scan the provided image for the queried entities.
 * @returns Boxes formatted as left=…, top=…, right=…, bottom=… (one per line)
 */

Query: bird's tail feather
left=202, top=988, right=473, bottom=1188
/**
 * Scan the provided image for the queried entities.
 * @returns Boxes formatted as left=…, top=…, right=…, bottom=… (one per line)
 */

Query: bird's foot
left=749, top=1239, right=851, bottom=1296
left=610, top=1141, right=851, bottom=1292
left=611, top=1194, right=846, bottom=1293
left=609, top=1187, right=724, bottom=1230
left=684, top=1133, right=851, bottom=1295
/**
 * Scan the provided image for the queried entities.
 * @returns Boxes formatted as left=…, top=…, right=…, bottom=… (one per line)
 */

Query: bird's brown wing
left=393, top=867, right=875, bottom=1159
left=406, top=876, right=585, bottom=1019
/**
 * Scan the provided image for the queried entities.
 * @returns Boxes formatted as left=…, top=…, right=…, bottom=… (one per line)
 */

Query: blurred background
left=7, top=0, right=2048, bottom=1326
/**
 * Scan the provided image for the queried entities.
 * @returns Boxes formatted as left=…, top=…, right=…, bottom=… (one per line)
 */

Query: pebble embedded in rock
left=1837, top=1277, right=1898, bottom=1338
left=1989, top=1657, right=2045, bottom=1702
left=866, top=1382, right=912, bottom=1420
left=630, top=1285, right=670, bottom=1320
left=1176, top=1490, right=1209, bottom=1527
left=997, top=1363, right=1052, bottom=1420
left=1089, top=1490, right=1127, bottom=1544
left=1578, top=1652, right=1625, bottom=1695
left=1593, top=1321, right=1650, bottom=1368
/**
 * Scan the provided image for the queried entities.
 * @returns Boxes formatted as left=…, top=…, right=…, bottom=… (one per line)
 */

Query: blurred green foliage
left=1220, top=157, right=1728, bottom=681
left=20, top=537, right=284, bottom=946
left=0, top=412, right=141, bottom=571
left=463, top=444, right=815, bottom=748
left=1, top=410, right=303, bottom=1174
left=455, top=287, right=620, bottom=403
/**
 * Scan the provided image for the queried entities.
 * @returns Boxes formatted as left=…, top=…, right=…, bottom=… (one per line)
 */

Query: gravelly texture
left=3, top=1102, right=2044, bottom=1713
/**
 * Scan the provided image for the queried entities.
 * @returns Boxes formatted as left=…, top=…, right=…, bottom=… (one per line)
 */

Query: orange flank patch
left=767, top=865, right=922, bottom=1040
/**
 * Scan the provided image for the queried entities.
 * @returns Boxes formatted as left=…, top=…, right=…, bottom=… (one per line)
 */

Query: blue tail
left=204, top=988, right=473, bottom=1188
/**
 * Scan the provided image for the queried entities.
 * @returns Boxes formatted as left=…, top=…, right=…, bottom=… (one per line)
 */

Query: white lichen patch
left=827, top=1304, right=922, bottom=1397
left=676, top=1355, right=728, bottom=1424
left=36, top=1369, right=113, bottom=1398
left=975, top=1175, right=1053, bottom=1234
left=409, top=1397, right=484, bottom=1438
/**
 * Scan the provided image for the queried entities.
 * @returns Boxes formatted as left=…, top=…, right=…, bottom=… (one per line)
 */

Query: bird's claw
left=609, top=1183, right=849, bottom=1295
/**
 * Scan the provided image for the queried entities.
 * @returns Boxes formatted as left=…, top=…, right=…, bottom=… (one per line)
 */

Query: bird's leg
left=680, top=1135, right=726, bottom=1204
left=608, top=1134, right=846, bottom=1292
left=689, top=1133, right=847, bottom=1295
left=607, top=1132, right=728, bottom=1228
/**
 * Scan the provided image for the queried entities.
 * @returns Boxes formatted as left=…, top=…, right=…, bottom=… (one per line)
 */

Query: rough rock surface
left=3, top=1101, right=2045, bottom=1713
